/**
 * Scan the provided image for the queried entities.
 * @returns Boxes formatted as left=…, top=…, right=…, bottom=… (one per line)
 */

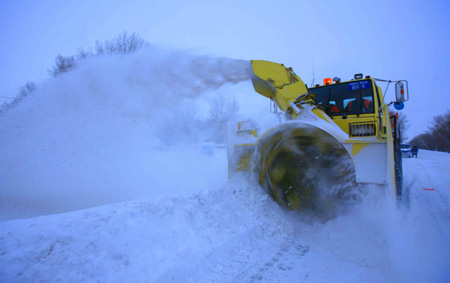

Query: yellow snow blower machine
left=228, top=60, right=408, bottom=216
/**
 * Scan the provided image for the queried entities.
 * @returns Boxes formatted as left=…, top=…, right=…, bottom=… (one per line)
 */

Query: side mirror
left=395, top=81, right=409, bottom=102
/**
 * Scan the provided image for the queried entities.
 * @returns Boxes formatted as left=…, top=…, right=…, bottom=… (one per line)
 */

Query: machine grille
left=349, top=122, right=376, bottom=137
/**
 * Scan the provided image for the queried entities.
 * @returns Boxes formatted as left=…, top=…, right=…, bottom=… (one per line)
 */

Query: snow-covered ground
left=1, top=49, right=449, bottom=282
left=1, top=150, right=449, bottom=282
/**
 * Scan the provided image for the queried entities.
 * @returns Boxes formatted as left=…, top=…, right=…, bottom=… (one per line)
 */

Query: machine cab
left=309, top=76, right=385, bottom=139
left=310, top=78, right=377, bottom=117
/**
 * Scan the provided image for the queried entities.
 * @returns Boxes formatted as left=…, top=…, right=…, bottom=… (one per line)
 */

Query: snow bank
left=2, top=168, right=445, bottom=283
left=0, top=176, right=288, bottom=282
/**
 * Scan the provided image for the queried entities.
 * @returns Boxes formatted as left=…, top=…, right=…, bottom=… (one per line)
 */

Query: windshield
left=309, top=80, right=375, bottom=116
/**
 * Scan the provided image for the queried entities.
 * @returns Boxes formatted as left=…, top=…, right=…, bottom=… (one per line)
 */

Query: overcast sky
left=1, top=0, right=449, bottom=139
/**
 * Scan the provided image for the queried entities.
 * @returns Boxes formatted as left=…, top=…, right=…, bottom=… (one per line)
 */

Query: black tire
left=393, top=120, right=403, bottom=202
left=395, top=143, right=403, bottom=201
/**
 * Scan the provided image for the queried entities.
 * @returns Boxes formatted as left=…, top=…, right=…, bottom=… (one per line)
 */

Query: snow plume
left=0, top=47, right=253, bottom=221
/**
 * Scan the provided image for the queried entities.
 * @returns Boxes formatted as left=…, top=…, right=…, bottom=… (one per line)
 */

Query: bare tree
left=410, top=109, right=450, bottom=152
left=76, top=47, right=93, bottom=60
left=390, top=111, right=409, bottom=143
left=95, top=40, right=105, bottom=55
left=96, top=32, right=146, bottom=55
left=19, top=82, right=36, bottom=97
left=209, top=93, right=240, bottom=123
left=410, top=133, right=433, bottom=150
left=6, top=32, right=148, bottom=111
left=429, top=110, right=450, bottom=152
left=51, top=32, right=147, bottom=77
left=397, top=112, right=409, bottom=143
left=1, top=81, right=36, bottom=113
left=209, top=93, right=240, bottom=144
left=49, top=54, right=76, bottom=76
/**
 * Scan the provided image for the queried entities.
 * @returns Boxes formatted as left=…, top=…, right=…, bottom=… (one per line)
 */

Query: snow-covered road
left=1, top=149, right=449, bottom=283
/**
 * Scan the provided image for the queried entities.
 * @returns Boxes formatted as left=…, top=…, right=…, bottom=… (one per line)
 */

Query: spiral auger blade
left=254, top=123, right=359, bottom=219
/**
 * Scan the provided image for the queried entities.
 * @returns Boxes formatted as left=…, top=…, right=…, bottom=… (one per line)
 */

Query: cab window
left=310, top=80, right=375, bottom=116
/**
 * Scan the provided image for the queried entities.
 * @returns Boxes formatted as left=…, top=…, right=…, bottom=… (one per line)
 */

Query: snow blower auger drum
left=254, top=123, right=357, bottom=218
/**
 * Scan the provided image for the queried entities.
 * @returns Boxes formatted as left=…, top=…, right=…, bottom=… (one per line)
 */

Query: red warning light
left=323, top=78, right=332, bottom=85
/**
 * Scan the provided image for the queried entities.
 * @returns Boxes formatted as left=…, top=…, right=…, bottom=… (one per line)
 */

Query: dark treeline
left=410, top=110, right=450, bottom=153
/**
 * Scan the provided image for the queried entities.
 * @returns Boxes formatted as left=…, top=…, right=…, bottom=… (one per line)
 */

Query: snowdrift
left=0, top=176, right=290, bottom=282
